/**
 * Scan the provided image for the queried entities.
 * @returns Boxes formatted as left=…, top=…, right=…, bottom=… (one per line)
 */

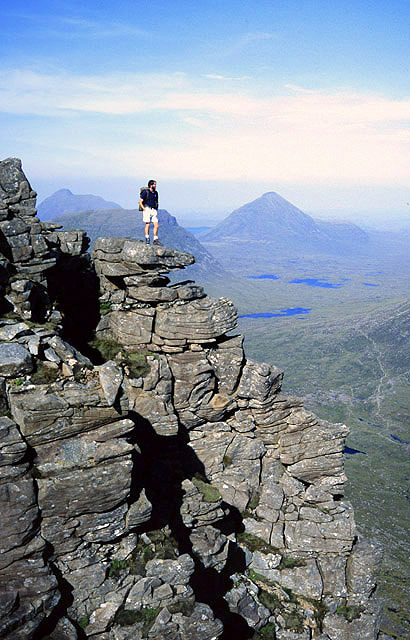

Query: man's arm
left=139, top=197, right=145, bottom=210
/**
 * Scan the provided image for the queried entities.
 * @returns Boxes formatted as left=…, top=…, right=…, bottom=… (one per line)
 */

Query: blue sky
left=1, top=0, right=410, bottom=226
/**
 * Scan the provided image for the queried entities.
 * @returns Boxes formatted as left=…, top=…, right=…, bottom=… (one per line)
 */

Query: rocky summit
left=0, top=158, right=385, bottom=640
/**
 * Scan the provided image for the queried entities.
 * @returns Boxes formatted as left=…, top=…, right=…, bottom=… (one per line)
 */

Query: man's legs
left=145, top=222, right=150, bottom=238
left=153, top=221, right=159, bottom=240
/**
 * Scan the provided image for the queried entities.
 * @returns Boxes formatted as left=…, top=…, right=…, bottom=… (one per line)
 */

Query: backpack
left=138, top=187, right=149, bottom=211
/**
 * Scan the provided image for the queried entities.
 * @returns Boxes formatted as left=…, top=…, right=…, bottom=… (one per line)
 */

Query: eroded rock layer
left=0, top=158, right=385, bottom=640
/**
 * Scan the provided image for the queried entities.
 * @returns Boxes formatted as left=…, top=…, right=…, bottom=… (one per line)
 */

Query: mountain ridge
left=49, top=207, right=226, bottom=281
left=37, top=188, right=123, bottom=220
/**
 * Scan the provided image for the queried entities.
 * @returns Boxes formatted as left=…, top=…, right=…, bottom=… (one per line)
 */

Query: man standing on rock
left=139, top=179, right=162, bottom=245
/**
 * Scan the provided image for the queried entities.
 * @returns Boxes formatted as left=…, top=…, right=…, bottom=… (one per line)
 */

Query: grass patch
left=279, top=556, right=307, bottom=569
left=99, top=300, right=112, bottom=316
left=248, top=569, right=275, bottom=586
left=30, top=364, right=60, bottom=385
left=282, top=609, right=305, bottom=632
left=1, top=311, right=21, bottom=321
left=9, top=377, right=25, bottom=387
left=311, top=598, right=329, bottom=628
left=192, top=474, right=221, bottom=503
left=167, top=598, right=195, bottom=617
left=123, top=351, right=150, bottom=378
left=336, top=603, right=364, bottom=622
left=242, top=490, right=262, bottom=518
left=253, top=621, right=276, bottom=639
left=108, top=559, right=128, bottom=579
left=127, top=531, right=179, bottom=576
left=258, top=588, right=280, bottom=614
left=89, top=337, right=122, bottom=361
left=78, top=616, right=89, bottom=629
left=115, top=607, right=160, bottom=634
left=237, top=532, right=278, bottom=555
left=88, top=337, right=150, bottom=378
left=247, top=491, right=260, bottom=510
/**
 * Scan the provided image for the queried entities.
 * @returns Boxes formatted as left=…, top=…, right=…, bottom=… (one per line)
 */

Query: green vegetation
left=257, top=588, right=280, bottom=614
left=9, top=377, right=25, bottom=387
left=237, top=532, right=278, bottom=555
left=253, top=622, right=276, bottom=639
left=336, top=603, right=364, bottom=622
left=88, top=337, right=150, bottom=378
left=108, top=559, right=128, bottom=579
left=281, top=608, right=305, bottom=633
left=115, top=606, right=160, bottom=634
left=78, top=616, right=89, bottom=629
left=1, top=311, right=21, bottom=321
left=30, top=364, right=60, bottom=385
left=247, top=491, right=260, bottom=511
left=192, top=474, right=221, bottom=503
left=89, top=337, right=122, bottom=360
left=248, top=569, right=275, bottom=586
left=99, top=300, right=112, bottom=316
left=300, top=596, right=329, bottom=628
left=124, top=530, right=179, bottom=576
left=279, top=556, right=306, bottom=569
left=168, top=598, right=195, bottom=617
left=124, top=351, right=150, bottom=378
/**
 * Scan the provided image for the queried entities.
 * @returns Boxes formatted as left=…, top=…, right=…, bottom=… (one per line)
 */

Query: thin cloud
left=204, top=74, right=250, bottom=81
left=1, top=68, right=409, bottom=186
left=2, top=11, right=145, bottom=39
left=52, top=17, right=146, bottom=39
left=285, top=84, right=323, bottom=94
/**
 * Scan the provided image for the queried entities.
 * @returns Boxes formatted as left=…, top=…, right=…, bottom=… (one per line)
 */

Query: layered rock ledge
left=0, top=158, right=385, bottom=640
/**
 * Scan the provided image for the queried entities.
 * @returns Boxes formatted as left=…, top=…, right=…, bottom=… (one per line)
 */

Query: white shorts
left=142, top=207, right=158, bottom=223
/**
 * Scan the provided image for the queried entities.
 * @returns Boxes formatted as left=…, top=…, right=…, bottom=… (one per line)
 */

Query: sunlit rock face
left=0, top=159, right=382, bottom=640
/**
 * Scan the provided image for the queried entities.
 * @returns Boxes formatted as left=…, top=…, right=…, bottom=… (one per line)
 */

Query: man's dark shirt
left=142, top=189, right=159, bottom=210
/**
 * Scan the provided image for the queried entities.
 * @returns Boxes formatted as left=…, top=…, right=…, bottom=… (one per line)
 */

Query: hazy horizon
left=33, top=175, right=410, bottom=232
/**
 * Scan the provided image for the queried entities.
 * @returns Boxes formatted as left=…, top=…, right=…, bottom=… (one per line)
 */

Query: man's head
left=148, top=179, right=157, bottom=191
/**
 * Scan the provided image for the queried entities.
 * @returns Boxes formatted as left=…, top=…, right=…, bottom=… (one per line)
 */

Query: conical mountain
left=202, top=192, right=318, bottom=242
left=200, top=192, right=369, bottom=269
left=37, top=189, right=122, bottom=220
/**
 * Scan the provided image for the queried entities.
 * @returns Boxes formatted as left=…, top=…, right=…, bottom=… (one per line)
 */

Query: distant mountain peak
left=200, top=189, right=369, bottom=256
left=37, top=189, right=123, bottom=221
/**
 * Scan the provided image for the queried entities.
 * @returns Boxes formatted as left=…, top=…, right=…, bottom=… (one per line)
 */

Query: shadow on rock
left=128, top=411, right=254, bottom=639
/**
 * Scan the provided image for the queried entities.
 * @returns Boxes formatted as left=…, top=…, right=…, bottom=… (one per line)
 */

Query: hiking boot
left=145, top=237, right=150, bottom=244
left=153, top=239, right=162, bottom=246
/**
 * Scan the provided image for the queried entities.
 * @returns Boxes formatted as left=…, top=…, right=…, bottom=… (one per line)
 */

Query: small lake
left=390, top=434, right=409, bottom=445
left=344, top=446, right=366, bottom=455
left=358, top=417, right=382, bottom=428
left=290, top=278, right=345, bottom=289
left=247, top=274, right=280, bottom=280
left=239, top=307, right=311, bottom=319
left=363, top=283, right=379, bottom=287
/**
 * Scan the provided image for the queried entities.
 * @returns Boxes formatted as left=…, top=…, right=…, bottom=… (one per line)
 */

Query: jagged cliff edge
left=0, top=158, right=385, bottom=640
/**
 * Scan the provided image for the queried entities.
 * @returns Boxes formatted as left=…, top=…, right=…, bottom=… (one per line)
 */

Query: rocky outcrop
left=0, top=159, right=384, bottom=640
